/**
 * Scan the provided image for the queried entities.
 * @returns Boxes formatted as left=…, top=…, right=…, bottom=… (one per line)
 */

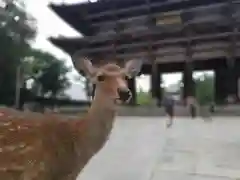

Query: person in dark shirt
left=162, top=95, right=175, bottom=128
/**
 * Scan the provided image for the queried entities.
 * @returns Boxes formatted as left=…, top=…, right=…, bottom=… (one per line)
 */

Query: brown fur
left=0, top=58, right=143, bottom=180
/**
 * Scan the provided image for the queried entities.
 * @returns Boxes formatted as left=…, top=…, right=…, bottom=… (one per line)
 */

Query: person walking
left=162, top=94, right=175, bottom=128
left=186, top=96, right=197, bottom=119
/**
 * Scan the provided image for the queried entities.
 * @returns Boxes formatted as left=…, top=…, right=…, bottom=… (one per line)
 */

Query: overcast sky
left=24, top=0, right=196, bottom=100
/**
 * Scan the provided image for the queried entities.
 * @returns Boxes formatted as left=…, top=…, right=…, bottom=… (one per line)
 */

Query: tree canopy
left=24, top=49, right=71, bottom=97
left=0, top=0, right=71, bottom=106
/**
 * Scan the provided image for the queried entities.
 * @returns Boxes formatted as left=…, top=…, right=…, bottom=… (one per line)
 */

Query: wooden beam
left=60, top=26, right=240, bottom=45
left=85, top=0, right=179, bottom=20
left=55, top=41, right=240, bottom=62
left=89, top=47, right=239, bottom=64
left=91, top=14, right=230, bottom=37
left=116, top=45, right=231, bottom=59
left=72, top=32, right=240, bottom=55
left=85, top=0, right=225, bottom=20
left=90, top=3, right=227, bottom=27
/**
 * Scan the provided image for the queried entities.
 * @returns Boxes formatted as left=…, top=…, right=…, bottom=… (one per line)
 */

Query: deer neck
left=74, top=90, right=116, bottom=162
left=86, top=90, right=117, bottom=124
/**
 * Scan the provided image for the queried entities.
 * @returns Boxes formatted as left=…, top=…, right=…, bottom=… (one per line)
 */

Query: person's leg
left=190, top=104, right=196, bottom=119
left=165, top=107, right=170, bottom=127
left=167, top=116, right=173, bottom=128
left=166, top=106, right=174, bottom=128
left=206, top=104, right=214, bottom=121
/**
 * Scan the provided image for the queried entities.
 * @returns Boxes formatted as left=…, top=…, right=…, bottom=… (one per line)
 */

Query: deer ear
left=72, top=52, right=97, bottom=80
left=124, top=59, right=143, bottom=78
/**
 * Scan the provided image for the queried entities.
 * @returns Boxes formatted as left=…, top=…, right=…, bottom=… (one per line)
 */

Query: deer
left=0, top=54, right=143, bottom=180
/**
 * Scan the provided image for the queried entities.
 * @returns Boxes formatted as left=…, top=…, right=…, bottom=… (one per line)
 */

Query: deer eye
left=125, top=75, right=131, bottom=80
left=97, top=75, right=105, bottom=82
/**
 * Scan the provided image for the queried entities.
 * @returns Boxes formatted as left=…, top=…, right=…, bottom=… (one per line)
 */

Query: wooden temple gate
left=49, top=0, right=240, bottom=105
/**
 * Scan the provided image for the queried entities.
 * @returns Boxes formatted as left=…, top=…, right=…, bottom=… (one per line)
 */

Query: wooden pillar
left=226, top=27, right=238, bottom=103
left=225, top=57, right=237, bottom=103
left=145, top=1, right=157, bottom=104
left=157, top=72, right=162, bottom=106
left=183, top=62, right=195, bottom=98
left=128, top=78, right=136, bottom=105
left=183, top=33, right=195, bottom=100
left=85, top=79, right=92, bottom=101
left=225, top=26, right=237, bottom=102
left=237, top=61, right=240, bottom=101
left=215, top=63, right=237, bottom=104
left=151, top=62, right=156, bottom=99
left=151, top=62, right=157, bottom=95
left=150, top=63, right=161, bottom=105
left=92, top=84, right=96, bottom=99
left=215, top=68, right=227, bottom=104
left=225, top=0, right=238, bottom=103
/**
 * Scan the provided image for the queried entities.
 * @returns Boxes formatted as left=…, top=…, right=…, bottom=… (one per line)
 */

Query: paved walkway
left=77, top=117, right=240, bottom=180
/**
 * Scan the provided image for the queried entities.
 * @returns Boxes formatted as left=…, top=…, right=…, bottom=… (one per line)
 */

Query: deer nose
left=117, top=88, right=132, bottom=102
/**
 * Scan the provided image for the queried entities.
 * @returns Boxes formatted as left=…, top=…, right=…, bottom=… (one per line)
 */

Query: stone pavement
left=77, top=117, right=240, bottom=180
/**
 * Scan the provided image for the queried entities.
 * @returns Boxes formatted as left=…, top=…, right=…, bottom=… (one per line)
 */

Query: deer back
left=0, top=109, right=86, bottom=180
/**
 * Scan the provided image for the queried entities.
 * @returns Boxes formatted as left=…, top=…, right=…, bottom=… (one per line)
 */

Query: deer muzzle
left=117, top=88, right=132, bottom=102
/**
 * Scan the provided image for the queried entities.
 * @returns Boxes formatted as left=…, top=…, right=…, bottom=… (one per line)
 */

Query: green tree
left=38, top=60, right=70, bottom=98
left=25, top=49, right=71, bottom=98
left=167, top=74, right=214, bottom=105
left=195, top=74, right=214, bottom=105
left=137, top=88, right=152, bottom=105
left=0, top=1, right=71, bottom=106
left=0, top=0, right=36, bottom=104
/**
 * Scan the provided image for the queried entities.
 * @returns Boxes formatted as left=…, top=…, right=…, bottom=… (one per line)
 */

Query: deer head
left=72, top=54, right=143, bottom=109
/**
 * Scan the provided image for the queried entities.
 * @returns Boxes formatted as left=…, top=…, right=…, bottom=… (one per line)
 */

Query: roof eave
left=48, top=3, right=94, bottom=36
